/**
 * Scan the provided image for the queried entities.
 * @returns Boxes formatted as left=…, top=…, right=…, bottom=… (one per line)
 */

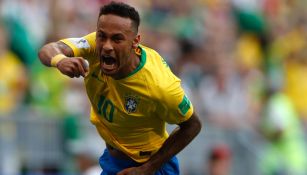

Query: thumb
left=82, top=59, right=89, bottom=72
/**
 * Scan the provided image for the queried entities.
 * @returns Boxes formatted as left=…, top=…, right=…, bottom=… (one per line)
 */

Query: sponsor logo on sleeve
left=178, top=95, right=191, bottom=115
left=68, top=38, right=90, bottom=49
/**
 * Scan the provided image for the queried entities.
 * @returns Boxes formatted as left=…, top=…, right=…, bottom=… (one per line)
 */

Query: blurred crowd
left=1, top=0, right=307, bottom=174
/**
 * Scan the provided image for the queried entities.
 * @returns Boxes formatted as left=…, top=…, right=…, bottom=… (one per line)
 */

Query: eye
left=112, top=35, right=124, bottom=43
left=97, top=33, right=106, bottom=40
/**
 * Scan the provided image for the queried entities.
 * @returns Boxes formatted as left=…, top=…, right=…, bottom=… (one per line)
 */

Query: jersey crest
left=125, top=94, right=139, bottom=113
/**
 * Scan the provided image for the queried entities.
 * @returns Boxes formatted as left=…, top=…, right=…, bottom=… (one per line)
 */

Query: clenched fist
left=56, top=57, right=89, bottom=78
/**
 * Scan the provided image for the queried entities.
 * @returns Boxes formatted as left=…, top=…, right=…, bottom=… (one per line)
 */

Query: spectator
left=0, top=21, right=27, bottom=175
left=260, top=87, right=307, bottom=175
left=205, top=144, right=232, bottom=175
left=0, top=22, right=27, bottom=115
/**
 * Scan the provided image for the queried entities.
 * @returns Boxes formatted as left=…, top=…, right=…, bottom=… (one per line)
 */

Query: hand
left=56, top=57, right=89, bottom=78
left=117, top=166, right=154, bottom=175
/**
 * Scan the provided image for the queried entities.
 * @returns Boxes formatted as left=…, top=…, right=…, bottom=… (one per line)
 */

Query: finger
left=66, top=59, right=82, bottom=78
left=73, top=67, right=82, bottom=78
left=75, top=58, right=86, bottom=77
left=65, top=67, right=76, bottom=78
left=66, top=71, right=75, bottom=78
left=74, top=72, right=81, bottom=78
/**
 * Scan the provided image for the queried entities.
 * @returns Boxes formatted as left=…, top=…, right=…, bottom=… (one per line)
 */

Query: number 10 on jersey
left=97, top=95, right=115, bottom=122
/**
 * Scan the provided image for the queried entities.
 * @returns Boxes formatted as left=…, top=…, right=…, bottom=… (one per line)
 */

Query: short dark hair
left=99, top=1, right=140, bottom=33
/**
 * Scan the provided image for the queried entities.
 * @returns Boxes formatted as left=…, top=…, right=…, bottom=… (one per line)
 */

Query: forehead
left=97, top=14, right=133, bottom=34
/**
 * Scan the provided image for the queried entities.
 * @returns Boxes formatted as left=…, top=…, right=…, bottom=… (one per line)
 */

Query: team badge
left=124, top=95, right=139, bottom=113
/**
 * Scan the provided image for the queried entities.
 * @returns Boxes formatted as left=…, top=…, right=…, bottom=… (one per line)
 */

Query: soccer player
left=38, top=2, right=202, bottom=175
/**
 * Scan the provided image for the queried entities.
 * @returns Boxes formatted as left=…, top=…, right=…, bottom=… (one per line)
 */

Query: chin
left=101, top=69, right=118, bottom=77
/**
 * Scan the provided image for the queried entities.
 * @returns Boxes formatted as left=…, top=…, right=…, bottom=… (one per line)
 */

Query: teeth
left=102, top=62, right=115, bottom=70
left=102, top=56, right=116, bottom=65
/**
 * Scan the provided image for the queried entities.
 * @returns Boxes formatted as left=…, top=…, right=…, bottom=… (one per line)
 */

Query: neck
left=113, top=52, right=140, bottom=80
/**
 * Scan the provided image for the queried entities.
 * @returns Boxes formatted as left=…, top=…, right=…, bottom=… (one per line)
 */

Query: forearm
left=142, top=114, right=202, bottom=172
left=38, top=41, right=87, bottom=78
left=38, top=42, right=63, bottom=66
left=38, top=42, right=73, bottom=67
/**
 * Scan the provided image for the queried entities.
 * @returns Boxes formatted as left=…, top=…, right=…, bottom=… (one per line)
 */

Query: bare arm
left=38, top=41, right=74, bottom=66
left=118, top=113, right=202, bottom=175
left=38, top=41, right=88, bottom=78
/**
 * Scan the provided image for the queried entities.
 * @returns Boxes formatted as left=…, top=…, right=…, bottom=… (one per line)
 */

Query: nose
left=102, top=39, right=113, bottom=54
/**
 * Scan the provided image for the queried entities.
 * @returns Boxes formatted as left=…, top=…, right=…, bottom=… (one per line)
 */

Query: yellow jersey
left=61, top=32, right=193, bottom=162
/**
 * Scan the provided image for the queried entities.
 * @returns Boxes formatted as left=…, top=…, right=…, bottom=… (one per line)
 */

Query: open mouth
left=100, top=55, right=118, bottom=72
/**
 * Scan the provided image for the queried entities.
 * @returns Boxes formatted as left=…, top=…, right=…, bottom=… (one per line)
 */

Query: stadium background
left=1, top=0, right=307, bottom=174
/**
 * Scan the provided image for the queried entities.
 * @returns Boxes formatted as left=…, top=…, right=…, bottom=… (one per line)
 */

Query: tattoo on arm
left=57, top=41, right=74, bottom=57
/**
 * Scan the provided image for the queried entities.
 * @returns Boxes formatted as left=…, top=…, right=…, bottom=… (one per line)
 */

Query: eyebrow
left=97, top=30, right=125, bottom=36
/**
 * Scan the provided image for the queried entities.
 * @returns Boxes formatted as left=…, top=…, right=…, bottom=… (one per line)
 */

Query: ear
left=132, top=34, right=140, bottom=49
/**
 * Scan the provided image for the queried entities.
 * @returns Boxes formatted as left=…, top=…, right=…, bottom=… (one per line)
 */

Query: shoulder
left=140, top=45, right=165, bottom=63
left=83, top=32, right=96, bottom=43
left=60, top=32, right=96, bottom=49
left=140, top=45, right=158, bottom=55
left=140, top=44, right=170, bottom=74
left=59, top=32, right=97, bottom=58
left=139, top=45, right=182, bottom=99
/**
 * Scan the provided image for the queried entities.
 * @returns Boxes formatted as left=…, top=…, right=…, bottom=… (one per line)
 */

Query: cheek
left=118, top=52, right=128, bottom=65
left=96, top=42, right=102, bottom=54
left=117, top=45, right=131, bottom=62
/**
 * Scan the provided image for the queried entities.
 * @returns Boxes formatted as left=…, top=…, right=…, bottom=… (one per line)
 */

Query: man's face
left=96, top=14, right=139, bottom=78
